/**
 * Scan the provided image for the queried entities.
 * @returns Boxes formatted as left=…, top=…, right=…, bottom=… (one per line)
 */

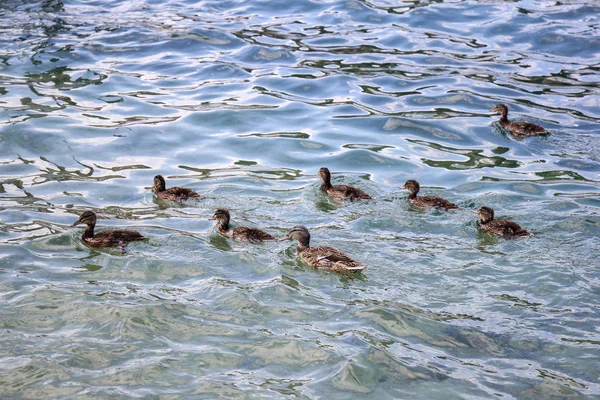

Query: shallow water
left=1, top=0, right=599, bottom=398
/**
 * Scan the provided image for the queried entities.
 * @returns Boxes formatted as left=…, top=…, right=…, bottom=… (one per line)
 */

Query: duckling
left=211, top=209, right=276, bottom=243
left=402, top=180, right=459, bottom=210
left=285, top=225, right=366, bottom=273
left=72, top=211, right=145, bottom=248
left=318, top=167, right=373, bottom=201
left=153, top=175, right=201, bottom=202
left=474, top=206, right=533, bottom=238
left=490, top=104, right=549, bottom=136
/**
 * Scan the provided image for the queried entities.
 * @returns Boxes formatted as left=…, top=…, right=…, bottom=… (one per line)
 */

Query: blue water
left=1, top=0, right=599, bottom=398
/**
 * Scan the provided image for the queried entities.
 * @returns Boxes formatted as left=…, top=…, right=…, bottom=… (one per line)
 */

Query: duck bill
left=72, top=220, right=83, bottom=226
left=278, top=236, right=292, bottom=242
left=472, top=210, right=480, bottom=215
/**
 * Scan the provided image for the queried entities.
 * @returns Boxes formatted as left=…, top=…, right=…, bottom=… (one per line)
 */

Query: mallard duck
left=285, top=225, right=366, bottom=273
left=153, top=175, right=201, bottom=201
left=72, top=211, right=145, bottom=248
left=402, top=180, right=459, bottom=210
left=318, top=167, right=373, bottom=201
left=211, top=209, right=276, bottom=243
left=490, top=104, right=549, bottom=136
left=474, top=206, right=533, bottom=238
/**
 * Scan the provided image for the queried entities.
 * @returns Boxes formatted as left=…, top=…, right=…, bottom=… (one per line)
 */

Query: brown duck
left=474, top=207, right=533, bottom=238
left=285, top=225, right=366, bottom=273
left=211, top=209, right=276, bottom=243
left=72, top=211, right=145, bottom=248
left=318, top=167, right=373, bottom=201
left=490, top=104, right=549, bottom=136
left=153, top=175, right=201, bottom=201
left=402, top=180, right=459, bottom=210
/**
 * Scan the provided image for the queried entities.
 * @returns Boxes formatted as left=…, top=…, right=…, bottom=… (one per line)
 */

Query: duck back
left=299, top=246, right=365, bottom=272
left=480, top=219, right=533, bottom=238
left=325, top=184, right=373, bottom=201
left=158, top=187, right=201, bottom=201
left=411, top=195, right=459, bottom=210
left=503, top=121, right=548, bottom=136
left=231, top=227, right=277, bottom=243
left=84, top=229, right=145, bottom=247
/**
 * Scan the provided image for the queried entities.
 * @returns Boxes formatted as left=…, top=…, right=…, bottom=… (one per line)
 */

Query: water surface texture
left=1, top=0, right=600, bottom=398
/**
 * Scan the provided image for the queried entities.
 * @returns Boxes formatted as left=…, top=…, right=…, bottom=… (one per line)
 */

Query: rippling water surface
left=1, top=0, right=599, bottom=398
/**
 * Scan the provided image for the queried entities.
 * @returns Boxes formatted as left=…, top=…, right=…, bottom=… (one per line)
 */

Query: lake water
left=1, top=0, right=599, bottom=398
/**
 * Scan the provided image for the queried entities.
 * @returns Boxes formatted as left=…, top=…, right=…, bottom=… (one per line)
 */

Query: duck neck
left=82, top=224, right=95, bottom=239
left=295, top=236, right=310, bottom=253
left=321, top=180, right=332, bottom=191
left=480, top=215, right=493, bottom=225
left=217, top=220, right=231, bottom=234
left=296, top=243, right=309, bottom=253
left=408, top=190, right=418, bottom=200
left=499, top=109, right=509, bottom=124
left=154, top=182, right=166, bottom=193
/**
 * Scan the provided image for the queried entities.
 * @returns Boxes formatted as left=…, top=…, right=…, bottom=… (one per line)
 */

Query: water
left=1, top=0, right=599, bottom=398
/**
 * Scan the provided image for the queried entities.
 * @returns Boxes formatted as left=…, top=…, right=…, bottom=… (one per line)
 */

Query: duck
left=402, top=180, right=459, bottom=210
left=72, top=211, right=145, bottom=248
left=474, top=206, right=533, bottom=238
left=153, top=175, right=201, bottom=201
left=211, top=209, right=276, bottom=243
left=318, top=167, right=373, bottom=201
left=285, top=225, right=366, bottom=273
left=490, top=104, right=549, bottom=136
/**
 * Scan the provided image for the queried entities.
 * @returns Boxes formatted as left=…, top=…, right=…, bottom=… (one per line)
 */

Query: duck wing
left=86, top=229, right=145, bottom=247
left=232, top=227, right=277, bottom=243
left=328, top=185, right=373, bottom=200
left=300, top=246, right=365, bottom=272
left=95, top=229, right=144, bottom=240
left=484, top=219, right=533, bottom=238
left=506, top=121, right=548, bottom=136
left=416, top=195, right=460, bottom=210
left=161, top=187, right=201, bottom=201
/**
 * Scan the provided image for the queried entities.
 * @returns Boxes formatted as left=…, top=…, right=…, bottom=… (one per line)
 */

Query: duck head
left=402, top=179, right=420, bottom=195
left=72, top=210, right=97, bottom=227
left=474, top=206, right=495, bottom=224
left=153, top=175, right=166, bottom=192
left=490, top=104, right=508, bottom=115
left=286, top=225, right=311, bottom=248
left=211, top=209, right=231, bottom=224
left=318, top=167, right=332, bottom=185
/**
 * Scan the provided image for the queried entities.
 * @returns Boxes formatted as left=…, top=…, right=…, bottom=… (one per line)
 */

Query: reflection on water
left=409, top=139, right=523, bottom=170
left=1, top=0, right=600, bottom=398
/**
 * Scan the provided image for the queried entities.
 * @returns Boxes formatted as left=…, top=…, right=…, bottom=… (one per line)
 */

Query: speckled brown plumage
left=72, top=211, right=145, bottom=248
left=475, top=206, right=533, bottom=238
left=491, top=104, right=549, bottom=136
left=318, top=167, right=373, bottom=201
left=402, top=180, right=459, bottom=210
left=286, top=225, right=366, bottom=273
left=211, top=209, right=276, bottom=243
left=153, top=175, right=201, bottom=202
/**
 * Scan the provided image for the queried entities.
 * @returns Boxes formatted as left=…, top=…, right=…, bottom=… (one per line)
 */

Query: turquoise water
left=1, top=0, right=599, bottom=398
